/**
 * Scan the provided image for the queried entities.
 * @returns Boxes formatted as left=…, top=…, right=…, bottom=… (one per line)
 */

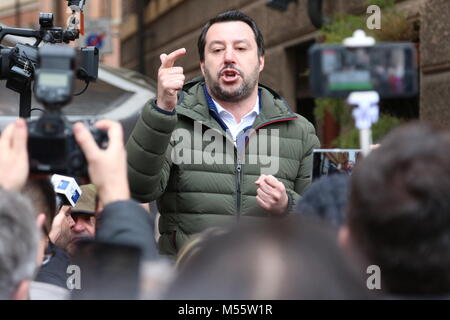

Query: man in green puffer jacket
left=126, top=10, right=320, bottom=256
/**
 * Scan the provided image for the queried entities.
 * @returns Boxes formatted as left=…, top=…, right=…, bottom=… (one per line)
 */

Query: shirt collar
left=213, top=95, right=260, bottom=120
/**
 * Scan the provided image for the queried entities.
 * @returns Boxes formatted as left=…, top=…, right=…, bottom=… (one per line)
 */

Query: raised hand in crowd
left=0, top=119, right=29, bottom=191
left=73, top=120, right=130, bottom=206
left=49, top=205, right=74, bottom=250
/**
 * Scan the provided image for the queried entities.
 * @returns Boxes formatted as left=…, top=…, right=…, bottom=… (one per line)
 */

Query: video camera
left=0, top=12, right=98, bottom=109
left=27, top=45, right=107, bottom=177
left=0, top=2, right=107, bottom=177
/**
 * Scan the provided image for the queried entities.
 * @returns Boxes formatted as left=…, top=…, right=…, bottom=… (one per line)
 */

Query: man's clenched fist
left=255, top=174, right=289, bottom=215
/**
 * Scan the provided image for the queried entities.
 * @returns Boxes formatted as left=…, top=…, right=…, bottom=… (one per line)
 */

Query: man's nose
left=224, top=47, right=236, bottom=63
left=72, top=220, right=86, bottom=233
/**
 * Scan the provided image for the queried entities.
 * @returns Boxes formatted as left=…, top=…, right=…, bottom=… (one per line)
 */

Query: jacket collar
left=177, top=77, right=298, bottom=132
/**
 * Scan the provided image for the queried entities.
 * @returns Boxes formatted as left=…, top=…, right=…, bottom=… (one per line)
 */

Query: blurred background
left=0, top=0, right=449, bottom=145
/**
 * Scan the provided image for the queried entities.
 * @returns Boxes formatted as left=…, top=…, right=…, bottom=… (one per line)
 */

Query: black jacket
left=35, top=241, right=70, bottom=289
left=95, top=200, right=158, bottom=261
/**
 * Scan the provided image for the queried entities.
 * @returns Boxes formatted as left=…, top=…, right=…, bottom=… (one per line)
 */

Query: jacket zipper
left=235, top=116, right=298, bottom=220
left=236, top=158, right=242, bottom=221
left=183, top=110, right=244, bottom=221
left=179, top=113, right=298, bottom=220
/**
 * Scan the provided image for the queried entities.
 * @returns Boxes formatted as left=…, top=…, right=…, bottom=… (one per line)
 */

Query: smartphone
left=312, top=149, right=362, bottom=181
left=309, top=43, right=418, bottom=98
left=70, top=239, right=142, bottom=300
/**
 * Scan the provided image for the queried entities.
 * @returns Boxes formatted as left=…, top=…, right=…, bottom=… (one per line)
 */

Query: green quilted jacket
left=126, top=78, right=320, bottom=255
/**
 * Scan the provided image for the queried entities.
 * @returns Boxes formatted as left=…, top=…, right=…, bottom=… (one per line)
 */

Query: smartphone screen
left=312, top=149, right=362, bottom=181
left=309, top=43, right=418, bottom=98
left=70, top=239, right=142, bottom=300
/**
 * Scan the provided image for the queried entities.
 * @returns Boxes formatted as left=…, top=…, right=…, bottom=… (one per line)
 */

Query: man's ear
left=36, top=213, right=46, bottom=231
left=200, top=61, right=205, bottom=76
left=338, top=225, right=351, bottom=252
left=36, top=213, right=47, bottom=266
left=259, top=55, right=265, bottom=72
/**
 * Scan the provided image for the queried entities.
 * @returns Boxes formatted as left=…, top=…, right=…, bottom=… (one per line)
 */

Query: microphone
left=51, top=174, right=82, bottom=208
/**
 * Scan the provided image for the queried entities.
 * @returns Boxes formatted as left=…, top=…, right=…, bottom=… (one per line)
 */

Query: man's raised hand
left=0, top=119, right=29, bottom=191
left=73, top=120, right=130, bottom=205
left=157, top=48, right=187, bottom=112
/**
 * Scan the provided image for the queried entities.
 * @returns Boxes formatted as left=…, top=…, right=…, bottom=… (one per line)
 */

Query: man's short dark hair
left=197, top=10, right=265, bottom=61
left=347, top=122, right=450, bottom=296
left=22, top=178, right=57, bottom=236
left=296, top=174, right=350, bottom=228
left=165, top=217, right=369, bottom=299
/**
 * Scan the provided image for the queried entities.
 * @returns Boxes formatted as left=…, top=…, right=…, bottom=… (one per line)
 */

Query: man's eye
left=212, top=48, right=223, bottom=53
left=237, top=47, right=247, bottom=51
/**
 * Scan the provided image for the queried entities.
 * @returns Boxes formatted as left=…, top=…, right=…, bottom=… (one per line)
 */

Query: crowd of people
left=0, top=10, right=449, bottom=300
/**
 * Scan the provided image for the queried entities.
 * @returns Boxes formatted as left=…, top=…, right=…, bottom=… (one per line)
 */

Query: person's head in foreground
left=341, top=122, right=450, bottom=297
left=165, top=217, right=369, bottom=299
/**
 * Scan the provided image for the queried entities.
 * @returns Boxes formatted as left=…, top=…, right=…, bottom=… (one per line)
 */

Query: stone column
left=420, top=0, right=450, bottom=127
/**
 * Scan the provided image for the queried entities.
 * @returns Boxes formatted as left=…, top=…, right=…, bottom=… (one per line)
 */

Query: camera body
left=0, top=43, right=38, bottom=93
left=28, top=45, right=106, bottom=177
left=28, top=114, right=108, bottom=177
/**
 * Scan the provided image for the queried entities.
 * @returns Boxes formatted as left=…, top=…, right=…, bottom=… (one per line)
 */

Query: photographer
left=0, top=1, right=158, bottom=299
left=73, top=120, right=158, bottom=261
left=0, top=118, right=158, bottom=299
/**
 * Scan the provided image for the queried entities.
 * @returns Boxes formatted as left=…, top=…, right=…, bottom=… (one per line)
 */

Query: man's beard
left=67, top=231, right=93, bottom=255
left=204, top=63, right=260, bottom=103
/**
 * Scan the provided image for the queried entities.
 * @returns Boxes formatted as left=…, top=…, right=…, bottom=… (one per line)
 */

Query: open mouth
left=220, top=69, right=240, bottom=83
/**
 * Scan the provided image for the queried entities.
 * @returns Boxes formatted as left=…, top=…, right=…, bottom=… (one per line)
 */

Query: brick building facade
left=120, top=0, right=449, bottom=128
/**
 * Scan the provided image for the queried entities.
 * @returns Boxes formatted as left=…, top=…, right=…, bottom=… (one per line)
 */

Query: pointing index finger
left=161, top=48, right=186, bottom=69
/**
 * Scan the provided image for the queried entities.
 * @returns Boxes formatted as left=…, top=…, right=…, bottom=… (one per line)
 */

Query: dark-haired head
left=347, top=122, right=450, bottom=296
left=198, top=10, right=265, bottom=62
